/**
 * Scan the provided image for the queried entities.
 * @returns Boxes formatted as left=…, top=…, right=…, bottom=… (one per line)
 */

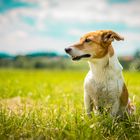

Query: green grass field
left=0, top=69, right=140, bottom=140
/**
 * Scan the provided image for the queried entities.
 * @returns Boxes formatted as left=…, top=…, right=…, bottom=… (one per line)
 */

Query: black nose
left=65, top=48, right=72, bottom=53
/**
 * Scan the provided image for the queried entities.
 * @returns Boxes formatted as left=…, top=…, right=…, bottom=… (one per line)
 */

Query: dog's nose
left=65, top=48, right=72, bottom=53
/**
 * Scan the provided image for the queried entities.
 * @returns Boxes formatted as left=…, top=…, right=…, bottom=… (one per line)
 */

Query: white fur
left=84, top=53, right=125, bottom=116
left=68, top=47, right=85, bottom=57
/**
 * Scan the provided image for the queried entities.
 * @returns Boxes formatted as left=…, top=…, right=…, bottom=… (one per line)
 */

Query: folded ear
left=102, top=30, right=124, bottom=43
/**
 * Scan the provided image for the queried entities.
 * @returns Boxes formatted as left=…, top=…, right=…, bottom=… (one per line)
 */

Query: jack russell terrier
left=65, top=30, right=135, bottom=117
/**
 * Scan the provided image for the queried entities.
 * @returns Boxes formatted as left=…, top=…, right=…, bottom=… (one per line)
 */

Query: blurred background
left=0, top=0, right=140, bottom=70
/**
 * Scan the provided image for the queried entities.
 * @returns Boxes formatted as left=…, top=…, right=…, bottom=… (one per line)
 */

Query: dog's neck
left=88, top=53, right=123, bottom=82
left=88, top=54, right=110, bottom=72
left=89, top=54, right=109, bottom=69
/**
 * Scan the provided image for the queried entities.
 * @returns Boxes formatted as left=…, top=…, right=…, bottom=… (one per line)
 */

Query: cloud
left=49, top=0, right=140, bottom=27
left=0, top=33, right=68, bottom=55
left=0, top=0, right=140, bottom=56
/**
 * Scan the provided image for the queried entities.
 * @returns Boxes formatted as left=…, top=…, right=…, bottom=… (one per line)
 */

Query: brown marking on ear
left=102, top=30, right=124, bottom=44
left=120, top=84, right=129, bottom=106
left=108, top=45, right=114, bottom=57
left=112, top=31, right=124, bottom=41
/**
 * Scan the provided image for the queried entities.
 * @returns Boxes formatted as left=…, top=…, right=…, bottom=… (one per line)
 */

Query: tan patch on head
left=71, top=31, right=108, bottom=58
left=80, top=31, right=103, bottom=44
left=120, top=84, right=129, bottom=106
left=71, top=42, right=84, bottom=50
left=71, top=30, right=123, bottom=58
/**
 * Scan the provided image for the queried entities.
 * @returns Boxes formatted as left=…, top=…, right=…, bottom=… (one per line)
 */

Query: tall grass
left=0, top=69, right=140, bottom=140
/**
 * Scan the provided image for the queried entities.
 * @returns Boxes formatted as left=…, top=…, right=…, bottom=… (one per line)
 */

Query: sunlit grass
left=0, top=69, right=140, bottom=139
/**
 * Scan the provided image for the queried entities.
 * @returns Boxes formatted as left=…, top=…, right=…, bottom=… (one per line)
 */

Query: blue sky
left=0, top=0, right=140, bottom=56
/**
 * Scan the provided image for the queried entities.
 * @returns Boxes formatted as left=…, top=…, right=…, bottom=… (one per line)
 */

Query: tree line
left=0, top=50, right=140, bottom=71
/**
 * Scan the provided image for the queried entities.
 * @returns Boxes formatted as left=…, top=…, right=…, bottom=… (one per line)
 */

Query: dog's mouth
left=72, top=54, right=91, bottom=61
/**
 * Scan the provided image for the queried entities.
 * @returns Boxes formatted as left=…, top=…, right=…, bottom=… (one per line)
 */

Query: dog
left=65, top=30, right=135, bottom=117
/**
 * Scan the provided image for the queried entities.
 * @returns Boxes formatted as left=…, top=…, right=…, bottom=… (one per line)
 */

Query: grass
left=0, top=69, right=140, bottom=140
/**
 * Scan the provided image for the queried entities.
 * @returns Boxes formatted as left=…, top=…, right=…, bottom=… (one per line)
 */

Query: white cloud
left=0, top=32, right=68, bottom=55
left=67, top=29, right=86, bottom=37
left=0, top=0, right=140, bottom=56
left=49, top=0, right=140, bottom=27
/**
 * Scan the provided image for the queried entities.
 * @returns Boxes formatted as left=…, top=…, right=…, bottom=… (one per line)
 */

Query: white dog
left=65, top=30, right=135, bottom=117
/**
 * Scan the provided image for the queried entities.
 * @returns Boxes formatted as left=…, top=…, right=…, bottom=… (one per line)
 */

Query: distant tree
left=134, top=49, right=140, bottom=58
left=129, top=49, right=140, bottom=71
left=34, top=62, right=47, bottom=68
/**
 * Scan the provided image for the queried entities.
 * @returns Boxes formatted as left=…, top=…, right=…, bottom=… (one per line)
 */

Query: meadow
left=0, top=69, right=140, bottom=140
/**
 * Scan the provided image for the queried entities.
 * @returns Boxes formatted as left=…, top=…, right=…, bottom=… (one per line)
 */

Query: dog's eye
left=85, top=38, right=92, bottom=43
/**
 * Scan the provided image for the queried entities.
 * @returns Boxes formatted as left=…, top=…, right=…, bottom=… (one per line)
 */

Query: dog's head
left=65, top=30, right=124, bottom=61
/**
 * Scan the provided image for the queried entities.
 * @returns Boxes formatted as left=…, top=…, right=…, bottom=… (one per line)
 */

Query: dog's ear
left=102, top=30, right=124, bottom=43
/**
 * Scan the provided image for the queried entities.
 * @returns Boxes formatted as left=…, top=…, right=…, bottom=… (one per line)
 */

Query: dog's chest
left=85, top=68, right=123, bottom=107
left=91, top=79, right=119, bottom=106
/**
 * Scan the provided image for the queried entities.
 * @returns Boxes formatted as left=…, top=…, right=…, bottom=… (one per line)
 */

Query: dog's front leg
left=84, top=93, right=93, bottom=117
left=111, top=100, right=120, bottom=116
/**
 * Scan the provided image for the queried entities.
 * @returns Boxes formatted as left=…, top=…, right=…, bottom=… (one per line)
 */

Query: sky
left=0, top=0, right=140, bottom=56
